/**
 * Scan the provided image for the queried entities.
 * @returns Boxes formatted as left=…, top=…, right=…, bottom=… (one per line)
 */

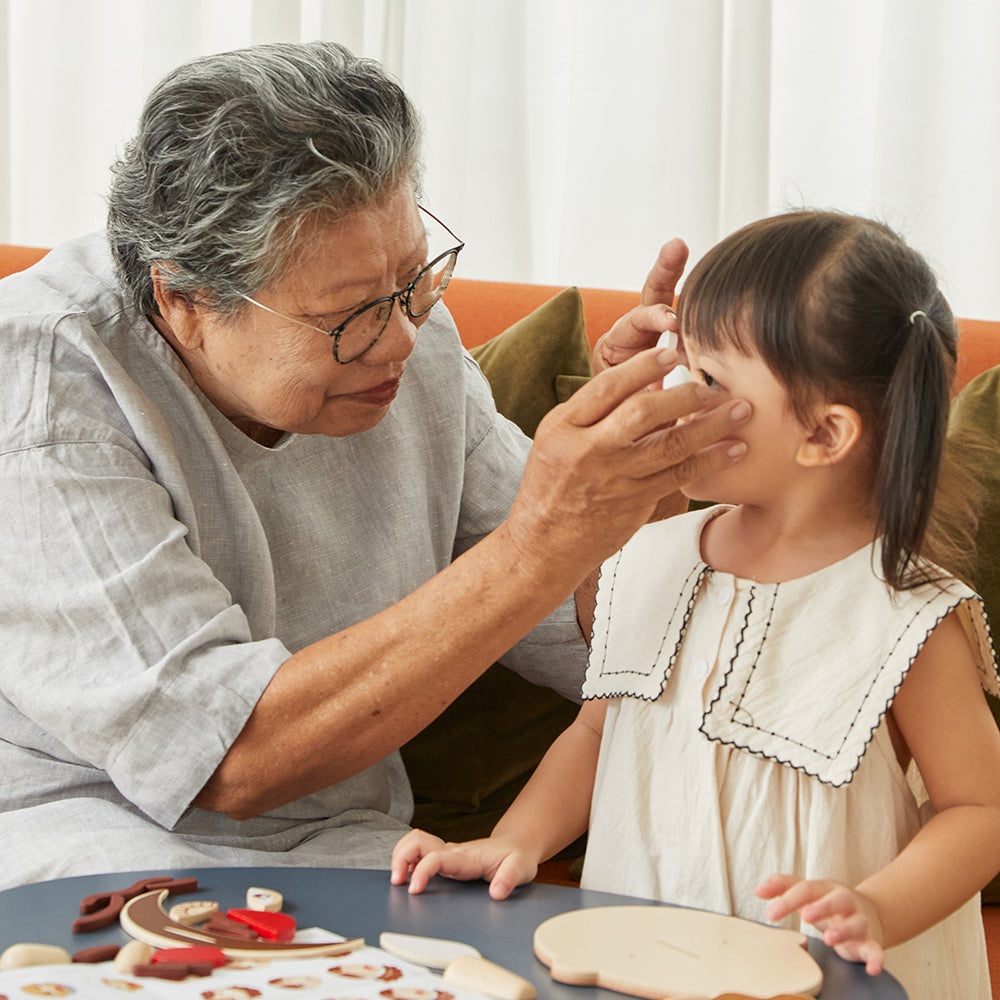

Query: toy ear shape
left=796, top=403, right=863, bottom=467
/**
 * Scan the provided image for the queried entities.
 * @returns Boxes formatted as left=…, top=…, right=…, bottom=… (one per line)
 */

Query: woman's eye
left=401, top=261, right=427, bottom=288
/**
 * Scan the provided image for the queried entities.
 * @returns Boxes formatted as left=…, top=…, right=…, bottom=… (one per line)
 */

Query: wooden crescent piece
left=379, top=932, right=482, bottom=970
left=533, top=906, right=823, bottom=1000
left=120, top=891, right=364, bottom=959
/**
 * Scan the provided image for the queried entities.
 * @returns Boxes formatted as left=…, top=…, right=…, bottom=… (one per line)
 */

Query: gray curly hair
left=107, top=40, right=423, bottom=317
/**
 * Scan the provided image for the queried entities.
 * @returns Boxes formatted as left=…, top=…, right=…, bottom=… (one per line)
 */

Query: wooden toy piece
left=114, top=939, right=155, bottom=973
left=688, top=995, right=811, bottom=1000
left=78, top=876, right=196, bottom=915
left=71, top=944, right=120, bottom=963
left=134, top=961, right=215, bottom=980
left=152, top=946, right=227, bottom=968
left=74, top=876, right=198, bottom=934
left=226, top=907, right=296, bottom=941
left=663, top=995, right=810, bottom=1000
left=203, top=913, right=260, bottom=939
left=442, top=955, right=537, bottom=1000
left=379, top=932, right=482, bottom=970
left=169, top=899, right=219, bottom=925
left=379, top=932, right=534, bottom=1000
left=533, top=906, right=823, bottom=1000
left=246, top=886, right=284, bottom=912
left=120, top=890, right=364, bottom=959
left=72, top=893, right=126, bottom=933
left=0, top=943, right=71, bottom=969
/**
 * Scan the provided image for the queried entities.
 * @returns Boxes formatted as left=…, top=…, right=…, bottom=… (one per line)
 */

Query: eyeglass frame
left=240, top=205, right=464, bottom=364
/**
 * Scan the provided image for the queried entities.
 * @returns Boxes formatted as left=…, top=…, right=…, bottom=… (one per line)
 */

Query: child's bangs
left=678, top=283, right=756, bottom=357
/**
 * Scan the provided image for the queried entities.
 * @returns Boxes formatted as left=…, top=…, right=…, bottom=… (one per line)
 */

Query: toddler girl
left=392, top=211, right=1000, bottom=1000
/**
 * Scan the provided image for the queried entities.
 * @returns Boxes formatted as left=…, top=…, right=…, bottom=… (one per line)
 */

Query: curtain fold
left=1, top=0, right=997, bottom=318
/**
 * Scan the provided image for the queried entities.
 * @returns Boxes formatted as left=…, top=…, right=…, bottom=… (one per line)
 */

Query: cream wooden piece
left=534, top=906, right=822, bottom=1000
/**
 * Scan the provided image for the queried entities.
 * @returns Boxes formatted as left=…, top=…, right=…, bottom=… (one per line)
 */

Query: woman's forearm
left=194, top=521, right=581, bottom=819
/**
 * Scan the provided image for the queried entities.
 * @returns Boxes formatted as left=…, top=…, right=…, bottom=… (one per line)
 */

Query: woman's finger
left=640, top=238, right=689, bottom=307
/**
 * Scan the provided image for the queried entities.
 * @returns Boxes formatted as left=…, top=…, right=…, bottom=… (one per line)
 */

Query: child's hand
left=756, top=873, right=885, bottom=976
left=389, top=828, right=539, bottom=900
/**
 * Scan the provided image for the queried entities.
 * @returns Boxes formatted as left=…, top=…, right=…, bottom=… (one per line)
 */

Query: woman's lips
left=347, top=377, right=400, bottom=405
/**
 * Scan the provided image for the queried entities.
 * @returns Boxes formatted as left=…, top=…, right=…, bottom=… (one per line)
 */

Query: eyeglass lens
left=335, top=249, right=459, bottom=362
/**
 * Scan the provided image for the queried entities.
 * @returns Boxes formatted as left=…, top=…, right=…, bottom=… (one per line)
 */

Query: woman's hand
left=592, top=238, right=689, bottom=375
left=390, top=829, right=538, bottom=900
left=756, top=873, right=886, bottom=976
left=507, top=346, right=750, bottom=583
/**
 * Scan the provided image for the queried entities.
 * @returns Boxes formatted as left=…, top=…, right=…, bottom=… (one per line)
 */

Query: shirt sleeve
left=452, top=350, right=588, bottom=701
left=0, top=439, right=290, bottom=828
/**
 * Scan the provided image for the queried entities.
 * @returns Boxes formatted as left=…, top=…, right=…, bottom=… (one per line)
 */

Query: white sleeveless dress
left=582, top=507, right=998, bottom=1000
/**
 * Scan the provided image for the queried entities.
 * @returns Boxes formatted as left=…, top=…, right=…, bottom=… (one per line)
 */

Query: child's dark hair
left=677, top=210, right=977, bottom=590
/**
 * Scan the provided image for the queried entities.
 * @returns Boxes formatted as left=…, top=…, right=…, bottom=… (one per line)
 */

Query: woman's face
left=165, top=184, right=432, bottom=443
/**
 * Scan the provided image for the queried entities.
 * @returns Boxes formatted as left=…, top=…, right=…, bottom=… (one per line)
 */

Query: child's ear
left=796, top=404, right=863, bottom=467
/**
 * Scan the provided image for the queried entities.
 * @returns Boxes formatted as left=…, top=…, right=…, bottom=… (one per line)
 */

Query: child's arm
left=390, top=698, right=607, bottom=899
left=758, top=609, right=1000, bottom=974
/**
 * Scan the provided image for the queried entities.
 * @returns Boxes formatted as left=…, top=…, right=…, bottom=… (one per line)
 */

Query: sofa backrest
left=1, top=243, right=996, bottom=391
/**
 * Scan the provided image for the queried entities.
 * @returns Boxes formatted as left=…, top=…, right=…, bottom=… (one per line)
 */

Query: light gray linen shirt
left=0, top=233, right=586, bottom=888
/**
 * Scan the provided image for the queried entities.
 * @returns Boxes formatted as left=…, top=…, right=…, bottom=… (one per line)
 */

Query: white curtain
left=2, top=0, right=998, bottom=319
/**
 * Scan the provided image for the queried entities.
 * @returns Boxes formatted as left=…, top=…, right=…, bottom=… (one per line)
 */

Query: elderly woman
left=0, top=42, right=747, bottom=887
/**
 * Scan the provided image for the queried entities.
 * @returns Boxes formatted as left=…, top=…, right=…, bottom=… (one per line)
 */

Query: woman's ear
left=150, top=265, right=205, bottom=351
left=796, top=404, right=863, bottom=467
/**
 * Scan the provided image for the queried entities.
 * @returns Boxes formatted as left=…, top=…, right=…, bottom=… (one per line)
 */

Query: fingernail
left=727, top=442, right=747, bottom=459
left=730, top=400, right=751, bottom=421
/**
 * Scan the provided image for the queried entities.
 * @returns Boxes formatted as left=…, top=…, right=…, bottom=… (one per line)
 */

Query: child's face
left=681, top=335, right=810, bottom=504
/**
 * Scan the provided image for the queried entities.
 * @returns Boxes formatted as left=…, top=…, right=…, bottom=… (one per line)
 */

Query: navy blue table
left=0, top=867, right=906, bottom=998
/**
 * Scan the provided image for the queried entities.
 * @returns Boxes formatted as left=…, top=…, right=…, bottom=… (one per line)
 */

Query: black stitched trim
left=594, top=560, right=709, bottom=693
left=969, top=595, right=1000, bottom=691
left=696, top=722, right=855, bottom=787
left=699, top=581, right=760, bottom=730
left=700, top=593, right=979, bottom=786
left=726, top=583, right=778, bottom=726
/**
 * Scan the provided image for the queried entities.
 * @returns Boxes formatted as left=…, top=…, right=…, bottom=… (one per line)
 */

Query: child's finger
left=406, top=851, right=450, bottom=895
left=832, top=936, right=884, bottom=977
left=763, top=878, right=834, bottom=922
left=389, top=830, right=444, bottom=884
left=488, top=853, right=537, bottom=901
left=800, top=885, right=858, bottom=926
left=754, top=872, right=799, bottom=899
left=862, top=942, right=885, bottom=977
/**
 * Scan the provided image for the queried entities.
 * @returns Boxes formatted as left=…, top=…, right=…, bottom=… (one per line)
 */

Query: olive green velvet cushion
left=467, top=286, right=593, bottom=435
left=947, top=367, right=1000, bottom=902
left=399, top=287, right=591, bottom=842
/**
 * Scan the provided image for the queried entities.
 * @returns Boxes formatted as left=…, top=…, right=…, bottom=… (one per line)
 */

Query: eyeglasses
left=241, top=206, right=464, bottom=364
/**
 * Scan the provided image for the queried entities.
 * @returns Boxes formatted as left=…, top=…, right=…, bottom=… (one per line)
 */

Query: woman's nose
left=361, top=300, right=419, bottom=364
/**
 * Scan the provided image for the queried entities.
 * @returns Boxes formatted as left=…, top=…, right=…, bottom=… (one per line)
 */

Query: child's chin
left=681, top=482, right=719, bottom=502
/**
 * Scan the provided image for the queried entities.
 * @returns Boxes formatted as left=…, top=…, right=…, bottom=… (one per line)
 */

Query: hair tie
left=909, top=310, right=928, bottom=325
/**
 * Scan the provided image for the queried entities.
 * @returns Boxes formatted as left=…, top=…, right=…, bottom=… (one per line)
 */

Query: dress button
left=717, top=585, right=734, bottom=606
left=693, top=659, right=710, bottom=680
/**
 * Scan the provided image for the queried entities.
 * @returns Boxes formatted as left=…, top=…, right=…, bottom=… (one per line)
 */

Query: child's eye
left=698, top=369, right=722, bottom=390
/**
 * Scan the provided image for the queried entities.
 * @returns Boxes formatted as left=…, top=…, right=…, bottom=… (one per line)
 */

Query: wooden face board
left=533, top=906, right=822, bottom=999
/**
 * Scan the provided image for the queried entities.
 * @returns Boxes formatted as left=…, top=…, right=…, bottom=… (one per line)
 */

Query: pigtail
left=874, top=310, right=952, bottom=589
